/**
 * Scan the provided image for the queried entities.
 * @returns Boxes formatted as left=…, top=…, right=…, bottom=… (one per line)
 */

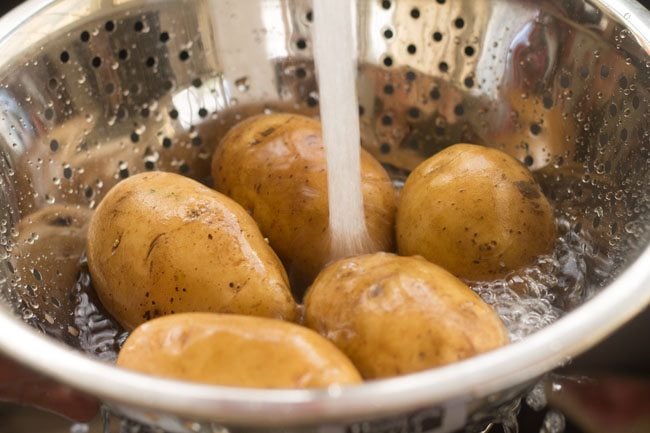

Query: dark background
left=0, top=0, right=648, bottom=432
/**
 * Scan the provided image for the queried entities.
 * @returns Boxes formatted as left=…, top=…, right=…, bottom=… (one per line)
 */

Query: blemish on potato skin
left=111, top=234, right=122, bottom=253
left=50, top=215, right=73, bottom=227
left=369, top=284, right=384, bottom=297
left=145, top=233, right=165, bottom=261
left=260, top=127, right=276, bottom=137
left=515, top=180, right=541, bottom=200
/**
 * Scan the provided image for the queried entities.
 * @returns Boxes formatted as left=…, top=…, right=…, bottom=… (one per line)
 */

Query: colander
left=0, top=0, right=649, bottom=432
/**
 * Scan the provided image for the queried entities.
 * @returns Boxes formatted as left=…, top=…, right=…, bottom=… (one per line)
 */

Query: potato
left=396, top=144, right=556, bottom=281
left=10, top=205, right=91, bottom=340
left=86, top=172, right=298, bottom=330
left=304, top=253, right=508, bottom=379
left=117, top=313, right=362, bottom=388
left=211, top=113, right=396, bottom=293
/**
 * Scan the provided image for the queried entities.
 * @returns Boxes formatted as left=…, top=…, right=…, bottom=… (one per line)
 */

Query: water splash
left=472, top=216, right=612, bottom=342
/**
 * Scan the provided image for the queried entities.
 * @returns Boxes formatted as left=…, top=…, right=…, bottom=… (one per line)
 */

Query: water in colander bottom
left=72, top=256, right=127, bottom=362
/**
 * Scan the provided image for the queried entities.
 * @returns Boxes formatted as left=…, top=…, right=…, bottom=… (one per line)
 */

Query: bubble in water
left=540, top=410, right=565, bottom=433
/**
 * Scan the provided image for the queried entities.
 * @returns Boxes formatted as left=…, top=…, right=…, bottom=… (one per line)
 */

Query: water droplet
left=624, top=221, right=639, bottom=235
left=235, top=76, right=250, bottom=92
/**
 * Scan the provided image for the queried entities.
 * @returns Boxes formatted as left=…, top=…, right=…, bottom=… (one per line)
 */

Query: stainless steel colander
left=0, top=0, right=649, bottom=432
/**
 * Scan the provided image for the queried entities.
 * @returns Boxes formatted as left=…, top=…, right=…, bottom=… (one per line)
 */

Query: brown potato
left=304, top=253, right=509, bottom=379
left=211, top=113, right=396, bottom=294
left=117, top=313, right=362, bottom=388
left=396, top=144, right=556, bottom=281
left=86, top=172, right=298, bottom=330
left=10, top=205, right=91, bottom=340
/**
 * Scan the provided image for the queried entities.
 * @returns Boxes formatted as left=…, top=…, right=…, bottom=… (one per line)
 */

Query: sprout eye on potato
left=86, top=171, right=298, bottom=330
left=117, top=313, right=362, bottom=388
left=397, top=143, right=556, bottom=281
left=304, top=252, right=509, bottom=379
left=211, top=113, right=397, bottom=294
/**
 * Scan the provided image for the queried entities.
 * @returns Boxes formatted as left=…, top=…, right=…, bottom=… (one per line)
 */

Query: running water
left=312, top=0, right=376, bottom=260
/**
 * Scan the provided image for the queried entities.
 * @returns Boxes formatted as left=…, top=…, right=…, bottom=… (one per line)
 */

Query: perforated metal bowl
left=0, top=0, right=649, bottom=432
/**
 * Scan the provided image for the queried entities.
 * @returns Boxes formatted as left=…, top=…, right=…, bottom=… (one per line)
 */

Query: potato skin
left=304, top=253, right=508, bottom=379
left=86, top=172, right=298, bottom=330
left=211, top=114, right=396, bottom=293
left=396, top=144, right=556, bottom=281
left=11, top=205, right=91, bottom=337
left=117, top=313, right=362, bottom=388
